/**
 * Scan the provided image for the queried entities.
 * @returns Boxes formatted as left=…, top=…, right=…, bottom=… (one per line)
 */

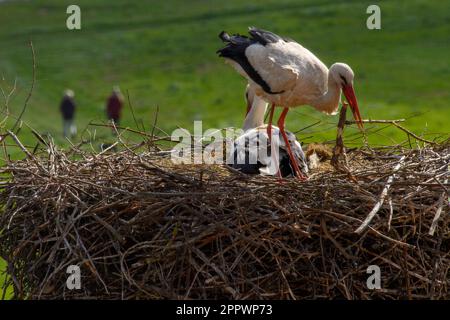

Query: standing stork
left=217, top=27, right=364, bottom=178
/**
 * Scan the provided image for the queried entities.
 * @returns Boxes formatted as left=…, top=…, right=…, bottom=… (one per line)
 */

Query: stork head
left=330, top=63, right=363, bottom=131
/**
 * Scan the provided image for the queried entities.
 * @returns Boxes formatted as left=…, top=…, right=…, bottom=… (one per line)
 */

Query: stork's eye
left=339, top=75, right=348, bottom=86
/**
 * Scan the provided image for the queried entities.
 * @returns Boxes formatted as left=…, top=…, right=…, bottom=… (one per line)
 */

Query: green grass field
left=0, top=0, right=449, bottom=299
left=0, top=0, right=449, bottom=147
left=0, top=258, right=12, bottom=299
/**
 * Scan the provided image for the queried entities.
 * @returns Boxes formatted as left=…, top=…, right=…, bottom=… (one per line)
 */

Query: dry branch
left=345, top=119, right=405, bottom=125
left=355, top=156, right=406, bottom=234
left=331, top=102, right=349, bottom=169
left=429, top=179, right=448, bottom=236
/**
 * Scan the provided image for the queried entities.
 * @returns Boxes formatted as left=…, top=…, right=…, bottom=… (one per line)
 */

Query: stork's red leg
left=277, top=107, right=307, bottom=180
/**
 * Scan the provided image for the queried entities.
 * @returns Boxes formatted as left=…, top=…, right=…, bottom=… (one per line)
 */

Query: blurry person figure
left=106, top=86, right=124, bottom=127
left=60, top=89, right=77, bottom=138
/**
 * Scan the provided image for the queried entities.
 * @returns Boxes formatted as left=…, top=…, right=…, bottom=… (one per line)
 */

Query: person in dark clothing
left=106, top=86, right=124, bottom=127
left=60, top=89, right=77, bottom=138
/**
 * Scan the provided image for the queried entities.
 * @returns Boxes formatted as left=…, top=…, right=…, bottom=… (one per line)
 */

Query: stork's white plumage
left=218, top=27, right=364, bottom=178
left=229, top=85, right=308, bottom=178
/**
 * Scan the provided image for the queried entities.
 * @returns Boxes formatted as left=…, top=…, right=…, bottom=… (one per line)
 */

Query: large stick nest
left=0, top=138, right=449, bottom=299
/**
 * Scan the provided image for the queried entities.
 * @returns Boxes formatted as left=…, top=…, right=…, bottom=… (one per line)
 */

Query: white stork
left=229, top=85, right=308, bottom=178
left=218, top=27, right=363, bottom=178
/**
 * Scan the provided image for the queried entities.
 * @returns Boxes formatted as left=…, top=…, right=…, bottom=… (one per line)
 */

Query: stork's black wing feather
left=217, top=31, right=284, bottom=95
left=248, top=27, right=293, bottom=45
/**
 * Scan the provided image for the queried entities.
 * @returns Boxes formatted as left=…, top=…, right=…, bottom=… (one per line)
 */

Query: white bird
left=218, top=27, right=363, bottom=178
left=228, top=85, right=308, bottom=178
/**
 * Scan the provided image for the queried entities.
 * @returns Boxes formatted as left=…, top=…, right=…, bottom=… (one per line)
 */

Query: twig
left=392, top=122, right=437, bottom=145
left=293, top=120, right=322, bottom=134
left=0, top=77, right=17, bottom=114
left=428, top=179, right=448, bottom=236
left=387, top=198, right=393, bottom=232
left=6, top=129, right=47, bottom=173
left=345, top=119, right=405, bottom=125
left=355, top=156, right=406, bottom=234
left=126, top=90, right=141, bottom=131
left=331, top=103, right=355, bottom=179
left=149, top=105, right=160, bottom=149
left=331, top=103, right=348, bottom=167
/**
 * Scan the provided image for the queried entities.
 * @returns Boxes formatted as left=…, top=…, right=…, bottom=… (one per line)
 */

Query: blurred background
left=0, top=0, right=449, bottom=149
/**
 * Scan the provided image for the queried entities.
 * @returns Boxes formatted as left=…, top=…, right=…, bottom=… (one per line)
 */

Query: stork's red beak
left=342, top=84, right=364, bottom=131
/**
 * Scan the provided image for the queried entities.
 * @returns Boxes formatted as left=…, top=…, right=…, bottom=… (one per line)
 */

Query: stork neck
left=242, top=95, right=268, bottom=131
left=313, top=72, right=341, bottom=114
